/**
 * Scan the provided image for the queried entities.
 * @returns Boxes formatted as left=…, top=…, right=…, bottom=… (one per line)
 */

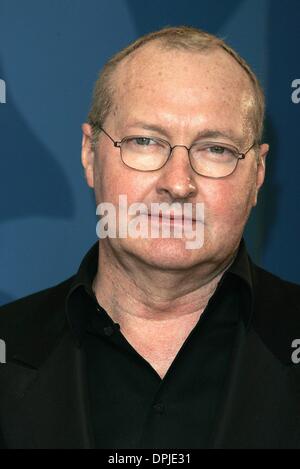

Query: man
left=0, top=26, right=299, bottom=449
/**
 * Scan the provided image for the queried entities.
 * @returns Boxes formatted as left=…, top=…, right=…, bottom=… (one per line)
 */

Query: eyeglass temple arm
left=239, top=142, right=257, bottom=159
left=97, top=126, right=122, bottom=147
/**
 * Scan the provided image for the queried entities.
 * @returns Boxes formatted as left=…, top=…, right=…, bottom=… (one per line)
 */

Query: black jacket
left=0, top=250, right=300, bottom=448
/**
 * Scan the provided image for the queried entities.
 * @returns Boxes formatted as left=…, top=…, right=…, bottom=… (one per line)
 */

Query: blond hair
left=88, top=26, right=265, bottom=144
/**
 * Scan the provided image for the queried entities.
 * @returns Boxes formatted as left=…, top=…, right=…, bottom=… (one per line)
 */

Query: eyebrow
left=194, top=130, right=244, bottom=147
left=126, top=122, right=245, bottom=147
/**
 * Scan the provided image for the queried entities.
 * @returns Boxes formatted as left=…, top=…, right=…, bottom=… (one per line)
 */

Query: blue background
left=0, top=0, right=299, bottom=306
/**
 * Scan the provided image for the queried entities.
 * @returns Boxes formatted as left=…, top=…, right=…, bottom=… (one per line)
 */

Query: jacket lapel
left=212, top=320, right=300, bottom=448
left=0, top=329, right=94, bottom=448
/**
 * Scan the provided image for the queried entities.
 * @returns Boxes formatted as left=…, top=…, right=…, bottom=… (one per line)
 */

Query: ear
left=81, top=123, right=95, bottom=188
left=253, top=143, right=269, bottom=206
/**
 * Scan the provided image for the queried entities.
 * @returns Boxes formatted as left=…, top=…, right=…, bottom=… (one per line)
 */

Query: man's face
left=82, top=44, right=268, bottom=271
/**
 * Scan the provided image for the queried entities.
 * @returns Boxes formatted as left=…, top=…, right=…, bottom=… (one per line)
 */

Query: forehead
left=110, top=43, right=255, bottom=136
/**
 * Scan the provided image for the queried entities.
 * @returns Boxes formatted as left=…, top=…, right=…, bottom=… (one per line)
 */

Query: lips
left=148, top=213, right=196, bottom=223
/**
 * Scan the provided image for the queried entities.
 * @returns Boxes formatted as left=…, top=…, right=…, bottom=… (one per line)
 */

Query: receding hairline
left=112, top=39, right=256, bottom=99
left=88, top=27, right=265, bottom=144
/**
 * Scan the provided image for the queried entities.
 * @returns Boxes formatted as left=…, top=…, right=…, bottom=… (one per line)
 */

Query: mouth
left=147, top=213, right=197, bottom=224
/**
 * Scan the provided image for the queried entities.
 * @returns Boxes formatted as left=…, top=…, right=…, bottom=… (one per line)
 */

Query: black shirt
left=66, top=239, right=253, bottom=449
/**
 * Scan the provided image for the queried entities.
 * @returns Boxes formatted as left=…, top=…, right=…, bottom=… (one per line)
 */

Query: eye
left=192, top=142, right=238, bottom=163
left=204, top=145, right=237, bottom=160
left=133, top=137, right=157, bottom=146
left=208, top=145, right=233, bottom=155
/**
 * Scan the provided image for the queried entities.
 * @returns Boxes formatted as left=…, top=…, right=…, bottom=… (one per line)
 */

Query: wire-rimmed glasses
left=97, top=126, right=256, bottom=179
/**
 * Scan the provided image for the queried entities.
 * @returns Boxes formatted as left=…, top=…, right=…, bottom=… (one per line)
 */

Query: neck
left=92, top=241, right=235, bottom=326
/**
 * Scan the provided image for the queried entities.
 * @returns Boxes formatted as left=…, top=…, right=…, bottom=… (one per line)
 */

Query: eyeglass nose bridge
left=167, top=143, right=193, bottom=163
left=165, top=143, right=196, bottom=171
left=169, top=143, right=191, bottom=154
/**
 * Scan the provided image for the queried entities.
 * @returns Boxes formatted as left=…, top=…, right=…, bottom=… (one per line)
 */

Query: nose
left=156, top=145, right=198, bottom=200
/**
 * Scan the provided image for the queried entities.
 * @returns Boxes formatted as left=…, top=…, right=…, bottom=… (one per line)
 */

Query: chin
left=125, top=237, right=207, bottom=270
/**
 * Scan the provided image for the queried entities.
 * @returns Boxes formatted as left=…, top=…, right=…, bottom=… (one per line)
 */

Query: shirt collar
left=65, top=241, right=100, bottom=345
left=224, top=237, right=254, bottom=328
left=68, top=242, right=99, bottom=297
left=227, top=238, right=253, bottom=291
left=66, top=237, right=254, bottom=344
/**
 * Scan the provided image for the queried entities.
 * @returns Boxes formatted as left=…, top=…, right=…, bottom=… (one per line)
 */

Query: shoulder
left=0, top=276, right=75, bottom=344
left=250, top=263, right=300, bottom=364
left=0, top=275, right=75, bottom=315
left=252, top=263, right=300, bottom=309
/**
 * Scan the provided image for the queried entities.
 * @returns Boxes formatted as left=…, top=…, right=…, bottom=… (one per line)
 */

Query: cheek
left=203, top=174, right=256, bottom=229
left=94, top=155, right=151, bottom=206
